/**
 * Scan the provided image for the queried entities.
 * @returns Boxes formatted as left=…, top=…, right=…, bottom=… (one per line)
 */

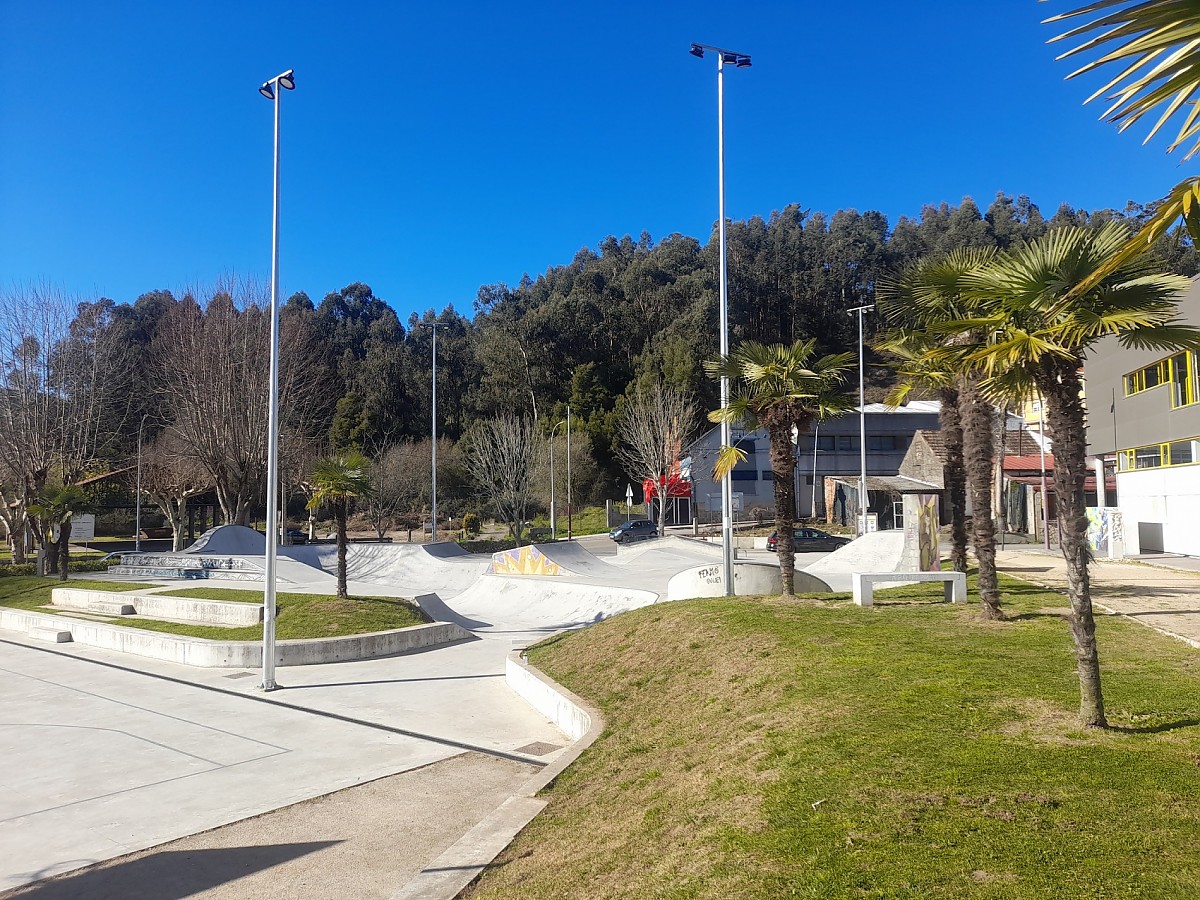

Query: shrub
left=462, top=512, right=481, bottom=535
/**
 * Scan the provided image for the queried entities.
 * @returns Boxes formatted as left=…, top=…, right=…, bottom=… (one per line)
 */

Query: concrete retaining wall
left=51, top=588, right=263, bottom=626
left=0, top=608, right=469, bottom=667
left=505, top=651, right=592, bottom=741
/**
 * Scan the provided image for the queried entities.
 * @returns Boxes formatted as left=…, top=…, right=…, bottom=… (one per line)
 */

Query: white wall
left=1117, top=466, right=1200, bottom=555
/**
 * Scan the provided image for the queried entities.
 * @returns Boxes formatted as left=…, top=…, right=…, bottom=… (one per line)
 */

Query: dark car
left=609, top=519, right=659, bottom=544
left=285, top=529, right=309, bottom=545
left=766, top=527, right=850, bottom=552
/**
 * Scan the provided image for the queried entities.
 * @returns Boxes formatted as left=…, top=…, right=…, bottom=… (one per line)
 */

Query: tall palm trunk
left=1039, top=365, right=1106, bottom=727
left=937, top=386, right=969, bottom=573
left=961, top=378, right=1002, bottom=619
left=335, top=502, right=349, bottom=601
left=767, top=420, right=798, bottom=598
left=57, top=519, right=72, bottom=581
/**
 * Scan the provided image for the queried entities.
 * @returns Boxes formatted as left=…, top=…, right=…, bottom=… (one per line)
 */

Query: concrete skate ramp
left=612, top=535, right=723, bottom=568
left=281, top=542, right=489, bottom=595
left=413, top=593, right=493, bottom=630
left=185, top=525, right=265, bottom=555
left=489, top=542, right=619, bottom=578
left=804, top=530, right=909, bottom=592
left=442, top=575, right=658, bottom=634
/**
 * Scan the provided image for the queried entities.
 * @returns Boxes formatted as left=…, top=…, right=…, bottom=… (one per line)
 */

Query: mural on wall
left=917, top=493, right=940, bottom=572
left=489, top=545, right=564, bottom=577
left=1086, top=507, right=1124, bottom=558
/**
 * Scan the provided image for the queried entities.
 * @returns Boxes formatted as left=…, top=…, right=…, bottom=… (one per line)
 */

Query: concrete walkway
left=996, top=548, right=1200, bottom=648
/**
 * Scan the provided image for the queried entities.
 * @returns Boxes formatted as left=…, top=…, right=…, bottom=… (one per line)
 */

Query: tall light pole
left=690, top=41, right=750, bottom=596
left=258, top=67, right=295, bottom=693
left=423, top=322, right=442, bottom=541
left=566, top=404, right=573, bottom=541
left=849, top=303, right=873, bottom=535
left=549, top=418, right=566, bottom=540
left=135, top=413, right=149, bottom=552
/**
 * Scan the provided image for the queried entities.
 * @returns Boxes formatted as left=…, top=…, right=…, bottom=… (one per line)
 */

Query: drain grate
left=514, top=741, right=563, bottom=757
left=223, top=671, right=256, bottom=680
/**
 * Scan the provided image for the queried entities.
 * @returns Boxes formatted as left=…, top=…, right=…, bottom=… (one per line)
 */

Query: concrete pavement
left=996, top=547, right=1200, bottom=648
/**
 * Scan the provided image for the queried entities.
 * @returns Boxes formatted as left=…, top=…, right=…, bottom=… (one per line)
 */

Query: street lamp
left=258, top=67, right=295, bottom=693
left=423, top=322, right=442, bottom=541
left=690, top=41, right=751, bottom=597
left=849, top=303, right=873, bottom=535
left=549, top=418, right=567, bottom=540
left=135, top=413, right=149, bottom=552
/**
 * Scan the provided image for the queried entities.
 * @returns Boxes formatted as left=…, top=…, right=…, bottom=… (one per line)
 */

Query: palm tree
left=706, top=340, right=855, bottom=599
left=307, top=451, right=373, bottom=601
left=1046, top=1, right=1200, bottom=286
left=957, top=222, right=1199, bottom=727
left=28, top=485, right=95, bottom=581
left=876, top=248, right=1004, bottom=620
left=873, top=328, right=970, bottom=574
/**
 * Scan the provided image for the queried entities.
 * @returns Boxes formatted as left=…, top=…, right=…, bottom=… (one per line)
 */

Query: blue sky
left=1, top=1, right=1194, bottom=323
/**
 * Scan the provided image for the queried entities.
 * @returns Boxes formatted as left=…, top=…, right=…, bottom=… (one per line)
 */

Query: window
left=1171, top=352, right=1197, bottom=408
left=1169, top=440, right=1196, bottom=465
left=730, top=470, right=758, bottom=481
left=867, top=435, right=905, bottom=452
left=761, top=470, right=774, bottom=481
left=1125, top=359, right=1169, bottom=395
left=1118, top=437, right=1200, bottom=470
left=837, top=435, right=856, bottom=451
left=817, top=435, right=835, bottom=451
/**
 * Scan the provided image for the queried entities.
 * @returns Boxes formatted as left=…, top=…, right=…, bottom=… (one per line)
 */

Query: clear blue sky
left=1, top=1, right=1193, bottom=323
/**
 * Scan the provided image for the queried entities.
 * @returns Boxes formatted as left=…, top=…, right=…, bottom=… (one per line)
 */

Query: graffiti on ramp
left=489, top=545, right=569, bottom=576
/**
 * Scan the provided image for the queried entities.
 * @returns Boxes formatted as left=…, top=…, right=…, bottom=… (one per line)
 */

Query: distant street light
left=258, top=67, right=295, bottom=693
left=690, top=41, right=751, bottom=596
left=849, top=303, right=873, bottom=535
left=135, top=413, right=149, bottom=553
left=423, top=322, right=443, bottom=540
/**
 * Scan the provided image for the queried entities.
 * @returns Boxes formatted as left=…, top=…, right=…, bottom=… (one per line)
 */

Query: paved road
left=996, top=548, right=1200, bottom=648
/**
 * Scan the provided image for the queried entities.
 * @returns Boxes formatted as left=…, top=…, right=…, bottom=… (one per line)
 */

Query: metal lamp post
left=566, top=404, right=573, bottom=541
left=849, top=303, right=873, bottom=535
left=690, top=41, right=750, bottom=596
left=257, top=67, right=295, bottom=693
left=423, top=322, right=442, bottom=540
left=549, top=419, right=566, bottom=540
left=135, top=413, right=149, bottom=552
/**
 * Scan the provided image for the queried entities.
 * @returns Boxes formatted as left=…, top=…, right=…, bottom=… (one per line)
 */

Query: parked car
left=766, top=527, right=851, bottom=552
left=285, top=529, right=308, bottom=545
left=609, top=519, right=659, bottom=544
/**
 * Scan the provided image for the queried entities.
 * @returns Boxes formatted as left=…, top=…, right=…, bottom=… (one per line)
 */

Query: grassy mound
left=469, top=576, right=1200, bottom=899
left=0, top=578, right=428, bottom=641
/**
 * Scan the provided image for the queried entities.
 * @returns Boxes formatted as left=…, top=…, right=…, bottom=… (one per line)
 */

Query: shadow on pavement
left=4, top=842, right=340, bottom=899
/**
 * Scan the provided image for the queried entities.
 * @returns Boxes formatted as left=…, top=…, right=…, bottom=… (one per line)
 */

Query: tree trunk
left=937, top=386, right=969, bottom=573
left=961, top=379, right=1002, bottom=619
left=768, top=421, right=798, bottom=598
left=1040, top=367, right=1106, bottom=727
left=57, top=519, right=72, bottom=581
left=42, top=522, right=59, bottom=576
left=335, top=503, right=349, bottom=601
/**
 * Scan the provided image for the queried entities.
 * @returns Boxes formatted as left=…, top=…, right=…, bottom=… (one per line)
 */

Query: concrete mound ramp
left=611, top=535, right=723, bottom=568
left=488, top=542, right=618, bottom=578
left=804, top=530, right=909, bottom=592
left=438, top=575, right=658, bottom=634
left=184, top=524, right=266, bottom=555
left=281, top=542, right=489, bottom=595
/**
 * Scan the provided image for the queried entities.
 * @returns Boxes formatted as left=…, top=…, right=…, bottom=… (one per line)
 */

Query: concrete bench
left=852, top=571, right=967, bottom=607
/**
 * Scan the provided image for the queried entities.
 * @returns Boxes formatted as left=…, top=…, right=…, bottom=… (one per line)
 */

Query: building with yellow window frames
left=1085, top=277, right=1200, bottom=555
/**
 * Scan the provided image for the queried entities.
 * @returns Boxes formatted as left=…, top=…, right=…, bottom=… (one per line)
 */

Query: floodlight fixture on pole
left=690, top=40, right=751, bottom=596
left=423, top=322, right=443, bottom=540
left=258, top=66, right=295, bottom=693
left=848, top=303, right=873, bottom=536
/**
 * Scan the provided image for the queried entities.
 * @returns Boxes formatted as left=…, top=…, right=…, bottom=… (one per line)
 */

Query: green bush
left=462, top=512, right=481, bottom=535
left=0, top=558, right=113, bottom=578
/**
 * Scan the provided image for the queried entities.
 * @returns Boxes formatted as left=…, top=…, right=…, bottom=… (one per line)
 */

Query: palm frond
left=711, top=444, right=746, bottom=482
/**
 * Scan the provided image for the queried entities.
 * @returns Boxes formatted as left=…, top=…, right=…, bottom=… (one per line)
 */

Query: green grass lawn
left=0, top=578, right=428, bottom=641
left=468, top=575, right=1200, bottom=899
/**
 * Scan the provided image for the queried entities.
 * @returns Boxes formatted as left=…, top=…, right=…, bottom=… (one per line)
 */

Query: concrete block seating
left=852, top=571, right=967, bottom=607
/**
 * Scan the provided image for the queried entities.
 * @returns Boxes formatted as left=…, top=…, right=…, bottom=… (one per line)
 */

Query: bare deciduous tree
left=466, top=416, right=540, bottom=544
left=149, top=280, right=320, bottom=526
left=615, top=385, right=698, bottom=536
left=0, top=286, right=131, bottom=562
left=139, top=428, right=211, bottom=551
